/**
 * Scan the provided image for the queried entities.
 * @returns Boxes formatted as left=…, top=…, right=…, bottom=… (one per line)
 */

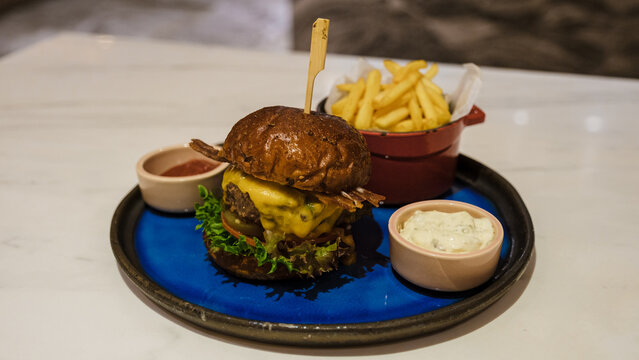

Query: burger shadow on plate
left=206, top=214, right=388, bottom=302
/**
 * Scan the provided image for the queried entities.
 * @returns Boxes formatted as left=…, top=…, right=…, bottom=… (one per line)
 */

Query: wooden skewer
left=304, top=18, right=329, bottom=114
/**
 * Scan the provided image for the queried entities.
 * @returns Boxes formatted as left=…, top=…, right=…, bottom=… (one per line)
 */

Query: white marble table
left=1, top=32, right=637, bottom=359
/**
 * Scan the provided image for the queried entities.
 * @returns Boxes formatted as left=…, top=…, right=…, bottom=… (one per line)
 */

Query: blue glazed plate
left=111, top=155, right=534, bottom=346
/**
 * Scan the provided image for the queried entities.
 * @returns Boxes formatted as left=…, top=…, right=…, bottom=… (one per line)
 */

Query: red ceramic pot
left=360, top=106, right=485, bottom=204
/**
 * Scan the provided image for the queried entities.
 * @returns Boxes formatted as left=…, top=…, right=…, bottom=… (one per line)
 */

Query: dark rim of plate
left=110, top=154, right=534, bottom=347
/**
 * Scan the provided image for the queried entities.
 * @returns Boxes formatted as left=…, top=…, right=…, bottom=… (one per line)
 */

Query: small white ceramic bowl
left=388, top=200, right=504, bottom=292
left=136, top=143, right=228, bottom=213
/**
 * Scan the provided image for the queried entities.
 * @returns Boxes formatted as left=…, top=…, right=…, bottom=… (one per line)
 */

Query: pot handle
left=462, top=106, right=485, bottom=127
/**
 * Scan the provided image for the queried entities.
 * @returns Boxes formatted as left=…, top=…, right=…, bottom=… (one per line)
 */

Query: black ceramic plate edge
left=110, top=154, right=534, bottom=347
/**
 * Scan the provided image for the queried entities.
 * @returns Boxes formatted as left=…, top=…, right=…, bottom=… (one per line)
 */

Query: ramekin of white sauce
left=388, top=200, right=504, bottom=291
left=399, top=210, right=494, bottom=254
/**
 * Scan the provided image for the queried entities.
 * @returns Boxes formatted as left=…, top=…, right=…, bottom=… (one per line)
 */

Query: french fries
left=332, top=59, right=451, bottom=132
left=408, top=94, right=422, bottom=130
left=374, top=107, right=409, bottom=129
left=337, top=78, right=365, bottom=123
left=353, top=69, right=381, bottom=129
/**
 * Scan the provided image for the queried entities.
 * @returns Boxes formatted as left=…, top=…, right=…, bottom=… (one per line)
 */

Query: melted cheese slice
left=222, top=167, right=343, bottom=239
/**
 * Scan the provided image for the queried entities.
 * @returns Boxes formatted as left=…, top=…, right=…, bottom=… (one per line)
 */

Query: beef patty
left=224, top=182, right=261, bottom=224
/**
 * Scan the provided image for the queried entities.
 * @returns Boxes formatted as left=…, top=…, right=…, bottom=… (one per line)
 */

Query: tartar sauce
left=400, top=210, right=494, bottom=253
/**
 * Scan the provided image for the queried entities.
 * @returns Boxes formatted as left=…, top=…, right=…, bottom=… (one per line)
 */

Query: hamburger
left=191, top=106, right=384, bottom=280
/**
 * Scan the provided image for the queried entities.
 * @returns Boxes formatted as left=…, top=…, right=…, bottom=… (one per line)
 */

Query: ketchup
left=161, top=159, right=219, bottom=177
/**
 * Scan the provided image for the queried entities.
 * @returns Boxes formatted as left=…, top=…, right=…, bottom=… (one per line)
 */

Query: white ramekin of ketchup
left=136, top=143, right=228, bottom=213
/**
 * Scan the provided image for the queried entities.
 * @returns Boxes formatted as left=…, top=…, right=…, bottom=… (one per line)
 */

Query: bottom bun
left=204, top=235, right=303, bottom=281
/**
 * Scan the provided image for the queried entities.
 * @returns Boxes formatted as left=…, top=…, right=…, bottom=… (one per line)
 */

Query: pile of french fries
left=331, top=60, right=451, bottom=132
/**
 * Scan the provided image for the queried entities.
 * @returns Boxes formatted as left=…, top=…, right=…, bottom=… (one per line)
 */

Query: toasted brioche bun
left=218, top=106, right=371, bottom=194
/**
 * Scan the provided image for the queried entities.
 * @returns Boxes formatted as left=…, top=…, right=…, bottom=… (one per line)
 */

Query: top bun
left=219, top=106, right=371, bottom=194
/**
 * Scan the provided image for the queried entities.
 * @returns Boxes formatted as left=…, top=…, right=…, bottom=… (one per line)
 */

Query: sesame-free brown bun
left=216, top=106, right=371, bottom=194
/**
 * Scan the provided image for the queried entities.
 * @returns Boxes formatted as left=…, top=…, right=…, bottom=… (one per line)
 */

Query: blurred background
left=0, top=0, right=637, bottom=78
